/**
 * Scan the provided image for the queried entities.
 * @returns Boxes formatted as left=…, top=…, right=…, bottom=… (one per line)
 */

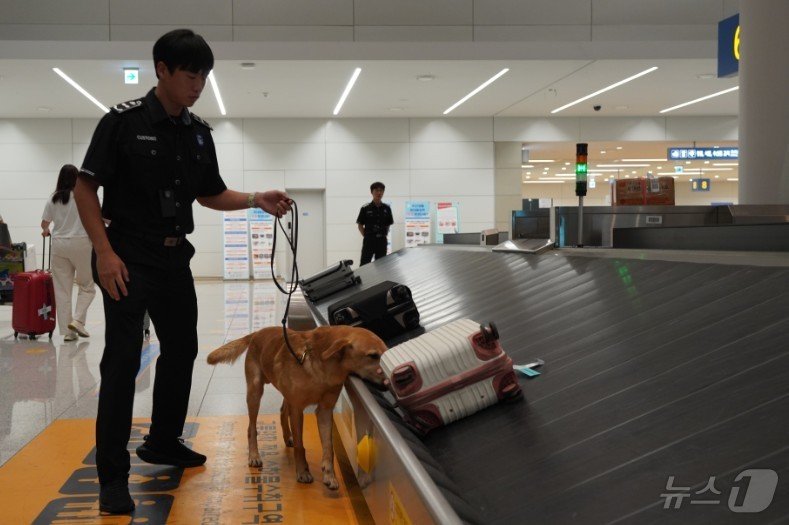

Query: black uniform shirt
left=356, top=201, right=393, bottom=237
left=80, top=88, right=227, bottom=238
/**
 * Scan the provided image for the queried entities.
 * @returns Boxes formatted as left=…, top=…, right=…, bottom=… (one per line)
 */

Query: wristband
left=247, top=192, right=255, bottom=208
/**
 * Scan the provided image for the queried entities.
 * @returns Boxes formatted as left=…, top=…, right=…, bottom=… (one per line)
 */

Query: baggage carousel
left=304, top=245, right=789, bottom=524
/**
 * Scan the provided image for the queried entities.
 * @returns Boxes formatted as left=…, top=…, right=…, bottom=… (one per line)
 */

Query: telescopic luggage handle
left=41, top=234, right=51, bottom=271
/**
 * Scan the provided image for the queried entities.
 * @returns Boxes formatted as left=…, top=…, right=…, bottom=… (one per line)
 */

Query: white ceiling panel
left=592, top=0, right=725, bottom=25
left=354, top=0, right=473, bottom=26
left=498, top=59, right=738, bottom=117
left=474, top=0, right=591, bottom=26
left=0, top=0, right=108, bottom=24
left=109, top=0, right=233, bottom=26
left=0, top=56, right=738, bottom=119
left=232, top=0, right=353, bottom=26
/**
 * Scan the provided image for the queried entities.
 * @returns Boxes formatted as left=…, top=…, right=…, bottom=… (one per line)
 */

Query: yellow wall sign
left=389, top=482, right=413, bottom=525
left=356, top=434, right=377, bottom=473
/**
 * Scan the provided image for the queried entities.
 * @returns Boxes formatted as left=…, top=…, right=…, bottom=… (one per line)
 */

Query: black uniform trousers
left=360, top=234, right=387, bottom=266
left=93, top=231, right=198, bottom=484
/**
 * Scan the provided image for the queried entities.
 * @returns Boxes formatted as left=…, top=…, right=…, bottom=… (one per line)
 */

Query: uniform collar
left=145, top=88, right=192, bottom=125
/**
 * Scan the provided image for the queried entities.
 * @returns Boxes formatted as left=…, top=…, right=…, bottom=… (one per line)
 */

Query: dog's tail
left=207, top=333, right=254, bottom=365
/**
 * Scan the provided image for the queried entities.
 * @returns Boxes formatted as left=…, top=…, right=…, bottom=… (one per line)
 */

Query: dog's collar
left=297, top=343, right=312, bottom=364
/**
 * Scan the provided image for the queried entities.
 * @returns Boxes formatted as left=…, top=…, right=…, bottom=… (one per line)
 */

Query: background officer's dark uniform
left=356, top=201, right=393, bottom=265
left=80, top=88, right=226, bottom=484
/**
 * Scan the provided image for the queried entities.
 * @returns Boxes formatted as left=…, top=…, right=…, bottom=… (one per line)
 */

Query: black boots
left=99, top=477, right=135, bottom=514
left=135, top=435, right=206, bottom=468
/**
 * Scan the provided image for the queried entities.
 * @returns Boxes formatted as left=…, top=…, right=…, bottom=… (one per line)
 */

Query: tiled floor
left=0, top=279, right=288, bottom=467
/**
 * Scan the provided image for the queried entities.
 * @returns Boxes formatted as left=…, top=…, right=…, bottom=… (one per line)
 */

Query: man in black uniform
left=356, top=181, right=393, bottom=265
left=74, top=29, right=291, bottom=515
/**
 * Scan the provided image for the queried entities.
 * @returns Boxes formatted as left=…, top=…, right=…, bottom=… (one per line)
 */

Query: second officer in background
left=356, top=181, right=393, bottom=265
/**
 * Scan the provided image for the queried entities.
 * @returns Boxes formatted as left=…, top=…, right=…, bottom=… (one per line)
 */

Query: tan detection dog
left=206, top=325, right=387, bottom=489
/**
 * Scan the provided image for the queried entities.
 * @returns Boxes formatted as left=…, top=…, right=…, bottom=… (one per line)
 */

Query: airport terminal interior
left=1, top=1, right=788, bottom=523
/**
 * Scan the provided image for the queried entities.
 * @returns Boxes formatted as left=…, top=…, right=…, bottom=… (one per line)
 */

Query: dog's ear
left=322, top=338, right=352, bottom=361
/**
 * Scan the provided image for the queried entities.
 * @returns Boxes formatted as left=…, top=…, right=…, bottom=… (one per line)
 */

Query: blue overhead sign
left=668, top=147, right=738, bottom=160
left=718, top=14, right=740, bottom=78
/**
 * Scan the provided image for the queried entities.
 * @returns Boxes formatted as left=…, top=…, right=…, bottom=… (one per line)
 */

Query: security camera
left=593, top=105, right=602, bottom=112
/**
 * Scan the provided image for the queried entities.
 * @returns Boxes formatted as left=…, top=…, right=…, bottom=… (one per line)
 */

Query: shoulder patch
left=110, top=99, right=143, bottom=114
left=191, top=113, right=213, bottom=130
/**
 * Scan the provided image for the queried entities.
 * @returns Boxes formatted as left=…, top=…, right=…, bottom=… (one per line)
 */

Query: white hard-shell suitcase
left=380, top=318, right=522, bottom=433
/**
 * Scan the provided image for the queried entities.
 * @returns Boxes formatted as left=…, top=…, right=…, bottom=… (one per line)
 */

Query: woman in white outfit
left=41, top=164, right=96, bottom=342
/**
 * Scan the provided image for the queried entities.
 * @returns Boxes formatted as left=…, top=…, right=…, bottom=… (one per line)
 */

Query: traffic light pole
left=577, top=195, right=584, bottom=248
left=575, top=143, right=588, bottom=248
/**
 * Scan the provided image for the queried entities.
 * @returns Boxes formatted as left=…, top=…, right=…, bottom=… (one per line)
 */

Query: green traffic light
left=576, top=163, right=587, bottom=175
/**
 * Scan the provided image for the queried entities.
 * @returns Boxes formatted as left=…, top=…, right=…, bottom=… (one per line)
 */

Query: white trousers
left=50, top=237, right=96, bottom=335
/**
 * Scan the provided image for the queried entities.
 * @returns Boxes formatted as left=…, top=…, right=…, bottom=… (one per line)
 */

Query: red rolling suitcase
left=380, top=318, right=522, bottom=433
left=12, top=237, right=56, bottom=339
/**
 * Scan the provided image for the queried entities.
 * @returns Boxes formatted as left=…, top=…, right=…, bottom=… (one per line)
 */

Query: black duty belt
left=110, top=226, right=185, bottom=247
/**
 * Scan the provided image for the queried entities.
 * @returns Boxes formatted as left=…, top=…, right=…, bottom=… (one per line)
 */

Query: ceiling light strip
left=659, top=86, right=739, bottom=114
left=333, top=67, right=362, bottom=116
left=444, top=68, right=509, bottom=115
left=52, top=67, right=109, bottom=113
left=208, top=71, right=226, bottom=116
left=550, top=66, right=658, bottom=114
left=595, top=163, right=651, bottom=168
left=621, top=158, right=667, bottom=162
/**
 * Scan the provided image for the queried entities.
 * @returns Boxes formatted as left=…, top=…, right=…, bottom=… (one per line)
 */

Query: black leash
left=270, top=200, right=308, bottom=364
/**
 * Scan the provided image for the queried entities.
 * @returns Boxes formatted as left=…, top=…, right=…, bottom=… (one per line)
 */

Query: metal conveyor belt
left=307, top=245, right=789, bottom=524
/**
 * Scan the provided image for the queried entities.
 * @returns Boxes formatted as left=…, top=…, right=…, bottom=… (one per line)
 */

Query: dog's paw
left=248, top=454, right=263, bottom=467
left=297, top=470, right=313, bottom=484
left=322, top=473, right=339, bottom=490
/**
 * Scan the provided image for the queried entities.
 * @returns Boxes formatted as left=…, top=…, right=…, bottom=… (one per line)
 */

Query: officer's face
left=157, top=63, right=208, bottom=109
left=371, top=188, right=384, bottom=203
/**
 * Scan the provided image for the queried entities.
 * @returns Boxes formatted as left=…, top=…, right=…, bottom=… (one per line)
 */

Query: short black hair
left=370, top=182, right=386, bottom=192
left=153, top=29, right=214, bottom=78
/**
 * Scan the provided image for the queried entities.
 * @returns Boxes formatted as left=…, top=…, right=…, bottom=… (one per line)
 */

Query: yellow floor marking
left=0, top=416, right=366, bottom=524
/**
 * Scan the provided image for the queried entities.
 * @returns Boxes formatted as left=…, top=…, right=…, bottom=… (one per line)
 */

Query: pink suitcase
left=380, top=318, right=522, bottom=433
left=12, top=237, right=56, bottom=339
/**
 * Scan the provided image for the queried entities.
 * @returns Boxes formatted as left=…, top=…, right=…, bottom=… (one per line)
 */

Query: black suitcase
left=328, top=281, right=421, bottom=342
left=299, top=260, right=361, bottom=303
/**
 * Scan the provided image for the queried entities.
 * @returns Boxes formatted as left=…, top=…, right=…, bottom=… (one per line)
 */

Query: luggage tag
left=514, top=358, right=544, bottom=378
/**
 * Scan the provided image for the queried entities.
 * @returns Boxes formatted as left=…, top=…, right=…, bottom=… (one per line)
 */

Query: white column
left=494, top=142, right=523, bottom=234
left=738, top=0, right=789, bottom=204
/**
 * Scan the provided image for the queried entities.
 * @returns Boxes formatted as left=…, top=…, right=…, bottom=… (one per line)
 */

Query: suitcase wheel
left=502, top=382, right=523, bottom=401
left=403, top=311, right=420, bottom=329
left=480, top=322, right=499, bottom=343
left=13, top=331, right=18, bottom=339
left=29, top=333, right=36, bottom=340
left=392, top=285, right=411, bottom=303
left=332, top=308, right=352, bottom=325
left=48, top=332, right=53, bottom=339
